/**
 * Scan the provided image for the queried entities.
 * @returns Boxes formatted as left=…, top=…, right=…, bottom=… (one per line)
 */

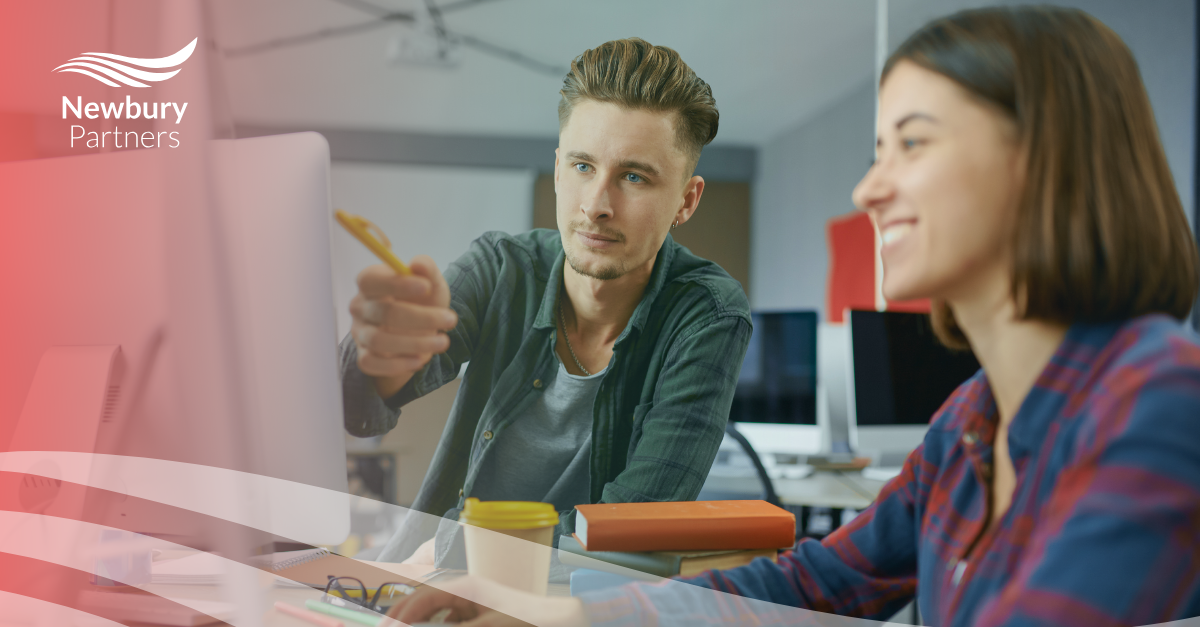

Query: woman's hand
left=387, top=575, right=590, bottom=627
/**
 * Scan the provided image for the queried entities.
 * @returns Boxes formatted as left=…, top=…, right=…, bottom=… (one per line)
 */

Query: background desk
left=701, top=470, right=888, bottom=536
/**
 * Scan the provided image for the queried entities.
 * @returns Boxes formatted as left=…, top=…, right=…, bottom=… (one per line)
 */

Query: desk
left=700, top=470, right=889, bottom=535
left=122, top=560, right=571, bottom=627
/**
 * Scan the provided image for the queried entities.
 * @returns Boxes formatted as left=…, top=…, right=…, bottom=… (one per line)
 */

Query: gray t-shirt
left=468, top=358, right=603, bottom=510
left=430, top=348, right=606, bottom=568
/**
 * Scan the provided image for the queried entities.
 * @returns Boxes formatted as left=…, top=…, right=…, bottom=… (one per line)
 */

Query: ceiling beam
left=236, top=124, right=758, bottom=182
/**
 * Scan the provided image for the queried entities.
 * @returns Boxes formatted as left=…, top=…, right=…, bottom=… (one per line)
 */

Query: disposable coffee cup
left=459, top=498, right=558, bottom=595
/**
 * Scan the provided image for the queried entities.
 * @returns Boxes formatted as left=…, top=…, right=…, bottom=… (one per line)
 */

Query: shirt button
left=962, top=431, right=978, bottom=446
left=483, top=430, right=493, bottom=440
left=533, top=379, right=543, bottom=389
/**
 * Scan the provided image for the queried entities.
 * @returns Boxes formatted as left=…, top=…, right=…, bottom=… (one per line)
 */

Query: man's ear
left=674, top=175, right=705, bottom=227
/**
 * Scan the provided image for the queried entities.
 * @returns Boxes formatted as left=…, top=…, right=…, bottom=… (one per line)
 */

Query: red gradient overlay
left=0, top=469, right=410, bottom=582
left=0, top=551, right=235, bottom=627
left=0, top=1, right=268, bottom=620
left=0, top=0, right=183, bottom=451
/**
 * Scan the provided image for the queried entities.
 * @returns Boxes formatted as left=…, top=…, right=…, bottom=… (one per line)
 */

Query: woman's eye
left=625, top=173, right=643, bottom=183
left=901, top=138, right=924, bottom=150
left=574, top=163, right=591, bottom=173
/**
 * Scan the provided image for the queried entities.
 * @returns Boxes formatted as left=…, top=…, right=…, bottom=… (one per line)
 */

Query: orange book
left=573, top=500, right=795, bottom=552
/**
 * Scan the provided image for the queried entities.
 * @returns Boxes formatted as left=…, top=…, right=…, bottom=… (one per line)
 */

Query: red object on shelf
left=826, top=212, right=877, bottom=323
left=826, top=211, right=930, bottom=322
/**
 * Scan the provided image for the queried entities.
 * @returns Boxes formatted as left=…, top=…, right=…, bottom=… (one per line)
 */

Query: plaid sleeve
left=339, top=334, right=400, bottom=437
left=974, top=355, right=1200, bottom=627
left=686, top=447, right=922, bottom=618
left=597, top=314, right=752, bottom=506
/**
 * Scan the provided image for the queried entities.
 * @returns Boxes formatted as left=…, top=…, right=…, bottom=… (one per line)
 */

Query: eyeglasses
left=322, top=576, right=416, bottom=614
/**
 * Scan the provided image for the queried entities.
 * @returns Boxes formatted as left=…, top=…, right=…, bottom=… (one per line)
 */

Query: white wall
left=750, top=80, right=876, bottom=313
left=751, top=1, right=1196, bottom=314
left=329, top=163, right=535, bottom=338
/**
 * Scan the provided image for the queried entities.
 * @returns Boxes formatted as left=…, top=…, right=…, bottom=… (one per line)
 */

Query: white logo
left=53, top=38, right=197, bottom=88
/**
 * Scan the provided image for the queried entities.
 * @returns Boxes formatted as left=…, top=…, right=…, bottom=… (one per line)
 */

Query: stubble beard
left=563, top=222, right=628, bottom=281
left=564, top=245, right=627, bottom=280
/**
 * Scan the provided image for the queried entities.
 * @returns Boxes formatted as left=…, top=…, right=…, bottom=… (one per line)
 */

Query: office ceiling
left=210, top=0, right=878, bottom=147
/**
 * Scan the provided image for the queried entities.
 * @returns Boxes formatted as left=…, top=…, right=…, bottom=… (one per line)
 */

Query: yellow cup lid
left=459, top=498, right=559, bottom=530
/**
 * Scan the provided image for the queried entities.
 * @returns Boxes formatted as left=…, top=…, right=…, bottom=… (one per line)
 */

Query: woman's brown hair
left=883, top=6, right=1199, bottom=348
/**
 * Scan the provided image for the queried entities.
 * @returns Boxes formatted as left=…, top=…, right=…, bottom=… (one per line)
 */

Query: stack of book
left=560, top=500, right=795, bottom=592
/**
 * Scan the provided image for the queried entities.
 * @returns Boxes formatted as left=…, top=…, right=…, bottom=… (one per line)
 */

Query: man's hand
left=387, top=575, right=589, bottom=627
left=349, top=255, right=458, bottom=399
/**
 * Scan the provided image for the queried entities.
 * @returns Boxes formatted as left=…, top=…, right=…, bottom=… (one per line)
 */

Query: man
left=341, top=37, right=752, bottom=565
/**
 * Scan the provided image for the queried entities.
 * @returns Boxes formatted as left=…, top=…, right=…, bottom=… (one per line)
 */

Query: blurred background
left=2, top=0, right=1194, bottom=509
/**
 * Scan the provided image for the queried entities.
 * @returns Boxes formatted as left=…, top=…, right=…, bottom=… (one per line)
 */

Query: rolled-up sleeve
left=339, top=335, right=403, bottom=437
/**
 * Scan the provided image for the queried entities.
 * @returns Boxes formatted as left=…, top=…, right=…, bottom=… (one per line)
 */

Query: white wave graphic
left=0, top=451, right=349, bottom=544
left=53, top=38, right=197, bottom=88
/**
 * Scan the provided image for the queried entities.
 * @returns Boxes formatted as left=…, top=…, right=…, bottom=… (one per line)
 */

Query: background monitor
left=847, top=309, right=981, bottom=465
left=730, top=311, right=819, bottom=426
left=724, top=310, right=824, bottom=462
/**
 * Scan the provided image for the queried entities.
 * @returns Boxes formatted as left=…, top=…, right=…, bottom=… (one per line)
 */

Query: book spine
left=586, top=516, right=794, bottom=552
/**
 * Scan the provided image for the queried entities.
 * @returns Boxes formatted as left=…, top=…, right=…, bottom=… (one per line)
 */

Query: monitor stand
left=1, top=345, right=122, bottom=579
left=3, top=345, right=123, bottom=516
left=851, top=425, right=928, bottom=468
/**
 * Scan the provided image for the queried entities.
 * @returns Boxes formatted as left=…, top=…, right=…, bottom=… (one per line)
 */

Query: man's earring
left=671, top=221, right=678, bottom=230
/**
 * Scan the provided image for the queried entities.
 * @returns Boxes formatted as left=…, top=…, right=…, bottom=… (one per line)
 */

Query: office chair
left=698, top=423, right=783, bottom=508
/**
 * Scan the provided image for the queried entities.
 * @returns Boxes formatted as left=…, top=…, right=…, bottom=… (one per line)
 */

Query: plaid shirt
left=583, top=314, right=1200, bottom=626
left=342, top=229, right=752, bottom=562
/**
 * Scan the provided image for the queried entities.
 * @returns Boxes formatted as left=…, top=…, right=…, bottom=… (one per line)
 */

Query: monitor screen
left=729, top=311, right=818, bottom=425
left=849, top=310, right=981, bottom=426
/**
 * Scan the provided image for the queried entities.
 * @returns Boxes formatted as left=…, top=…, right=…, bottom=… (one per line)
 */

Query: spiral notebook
left=151, top=549, right=424, bottom=589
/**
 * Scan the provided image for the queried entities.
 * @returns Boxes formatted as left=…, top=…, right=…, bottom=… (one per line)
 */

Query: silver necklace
left=557, top=291, right=592, bottom=376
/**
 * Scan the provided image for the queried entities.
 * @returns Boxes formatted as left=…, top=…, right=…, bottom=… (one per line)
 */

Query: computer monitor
left=846, top=309, right=981, bottom=466
left=0, top=133, right=349, bottom=549
left=727, top=311, right=824, bottom=460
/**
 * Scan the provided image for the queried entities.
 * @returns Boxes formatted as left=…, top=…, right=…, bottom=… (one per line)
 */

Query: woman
left=388, top=6, right=1200, bottom=626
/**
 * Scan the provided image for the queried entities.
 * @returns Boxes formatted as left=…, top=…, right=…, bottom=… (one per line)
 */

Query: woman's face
left=852, top=61, right=1025, bottom=305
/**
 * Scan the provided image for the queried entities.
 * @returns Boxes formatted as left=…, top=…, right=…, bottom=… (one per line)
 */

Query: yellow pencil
left=334, top=209, right=411, bottom=276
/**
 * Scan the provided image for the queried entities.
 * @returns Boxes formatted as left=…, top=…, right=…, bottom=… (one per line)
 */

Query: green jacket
left=341, top=229, right=752, bottom=562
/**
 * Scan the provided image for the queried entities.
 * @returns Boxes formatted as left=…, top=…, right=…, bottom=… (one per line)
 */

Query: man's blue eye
left=575, top=163, right=590, bottom=173
left=902, top=138, right=922, bottom=150
left=625, top=173, right=642, bottom=183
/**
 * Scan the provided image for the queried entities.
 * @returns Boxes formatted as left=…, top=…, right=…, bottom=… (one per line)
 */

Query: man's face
left=555, top=100, right=699, bottom=281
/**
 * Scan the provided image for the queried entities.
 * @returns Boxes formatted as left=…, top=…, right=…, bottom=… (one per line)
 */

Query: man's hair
left=883, top=6, right=1200, bottom=348
left=558, top=38, right=719, bottom=174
